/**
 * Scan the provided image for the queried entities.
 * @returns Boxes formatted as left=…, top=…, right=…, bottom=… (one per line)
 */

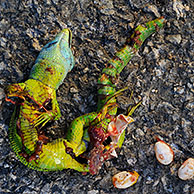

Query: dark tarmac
left=0, top=0, right=193, bottom=193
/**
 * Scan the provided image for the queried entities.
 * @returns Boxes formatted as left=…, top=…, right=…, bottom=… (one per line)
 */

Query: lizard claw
left=33, top=112, right=54, bottom=128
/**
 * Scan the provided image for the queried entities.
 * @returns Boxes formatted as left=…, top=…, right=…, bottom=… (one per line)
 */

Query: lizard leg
left=66, top=112, right=98, bottom=156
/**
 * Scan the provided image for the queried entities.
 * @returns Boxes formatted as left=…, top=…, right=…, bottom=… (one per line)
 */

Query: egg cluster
left=112, top=137, right=194, bottom=189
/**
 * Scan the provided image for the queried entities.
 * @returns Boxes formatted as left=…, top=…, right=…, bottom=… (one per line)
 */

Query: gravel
left=0, top=0, right=193, bottom=193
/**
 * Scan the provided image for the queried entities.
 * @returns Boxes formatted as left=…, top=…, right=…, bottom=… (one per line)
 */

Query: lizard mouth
left=67, top=29, right=72, bottom=48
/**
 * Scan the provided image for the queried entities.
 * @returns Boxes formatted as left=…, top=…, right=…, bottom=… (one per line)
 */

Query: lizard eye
left=45, top=41, right=57, bottom=49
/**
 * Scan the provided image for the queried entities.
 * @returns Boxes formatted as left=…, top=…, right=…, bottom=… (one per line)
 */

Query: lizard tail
left=97, top=17, right=165, bottom=115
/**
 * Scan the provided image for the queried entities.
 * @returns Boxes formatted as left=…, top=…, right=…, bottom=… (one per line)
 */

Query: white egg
left=112, top=171, right=139, bottom=189
left=178, top=158, right=194, bottom=180
left=154, top=140, right=174, bottom=165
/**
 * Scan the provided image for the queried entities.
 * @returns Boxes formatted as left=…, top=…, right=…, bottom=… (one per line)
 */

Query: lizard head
left=30, top=29, right=75, bottom=89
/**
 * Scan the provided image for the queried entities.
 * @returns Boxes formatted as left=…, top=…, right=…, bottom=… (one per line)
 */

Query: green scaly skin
left=6, top=29, right=89, bottom=172
left=6, top=17, right=165, bottom=173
